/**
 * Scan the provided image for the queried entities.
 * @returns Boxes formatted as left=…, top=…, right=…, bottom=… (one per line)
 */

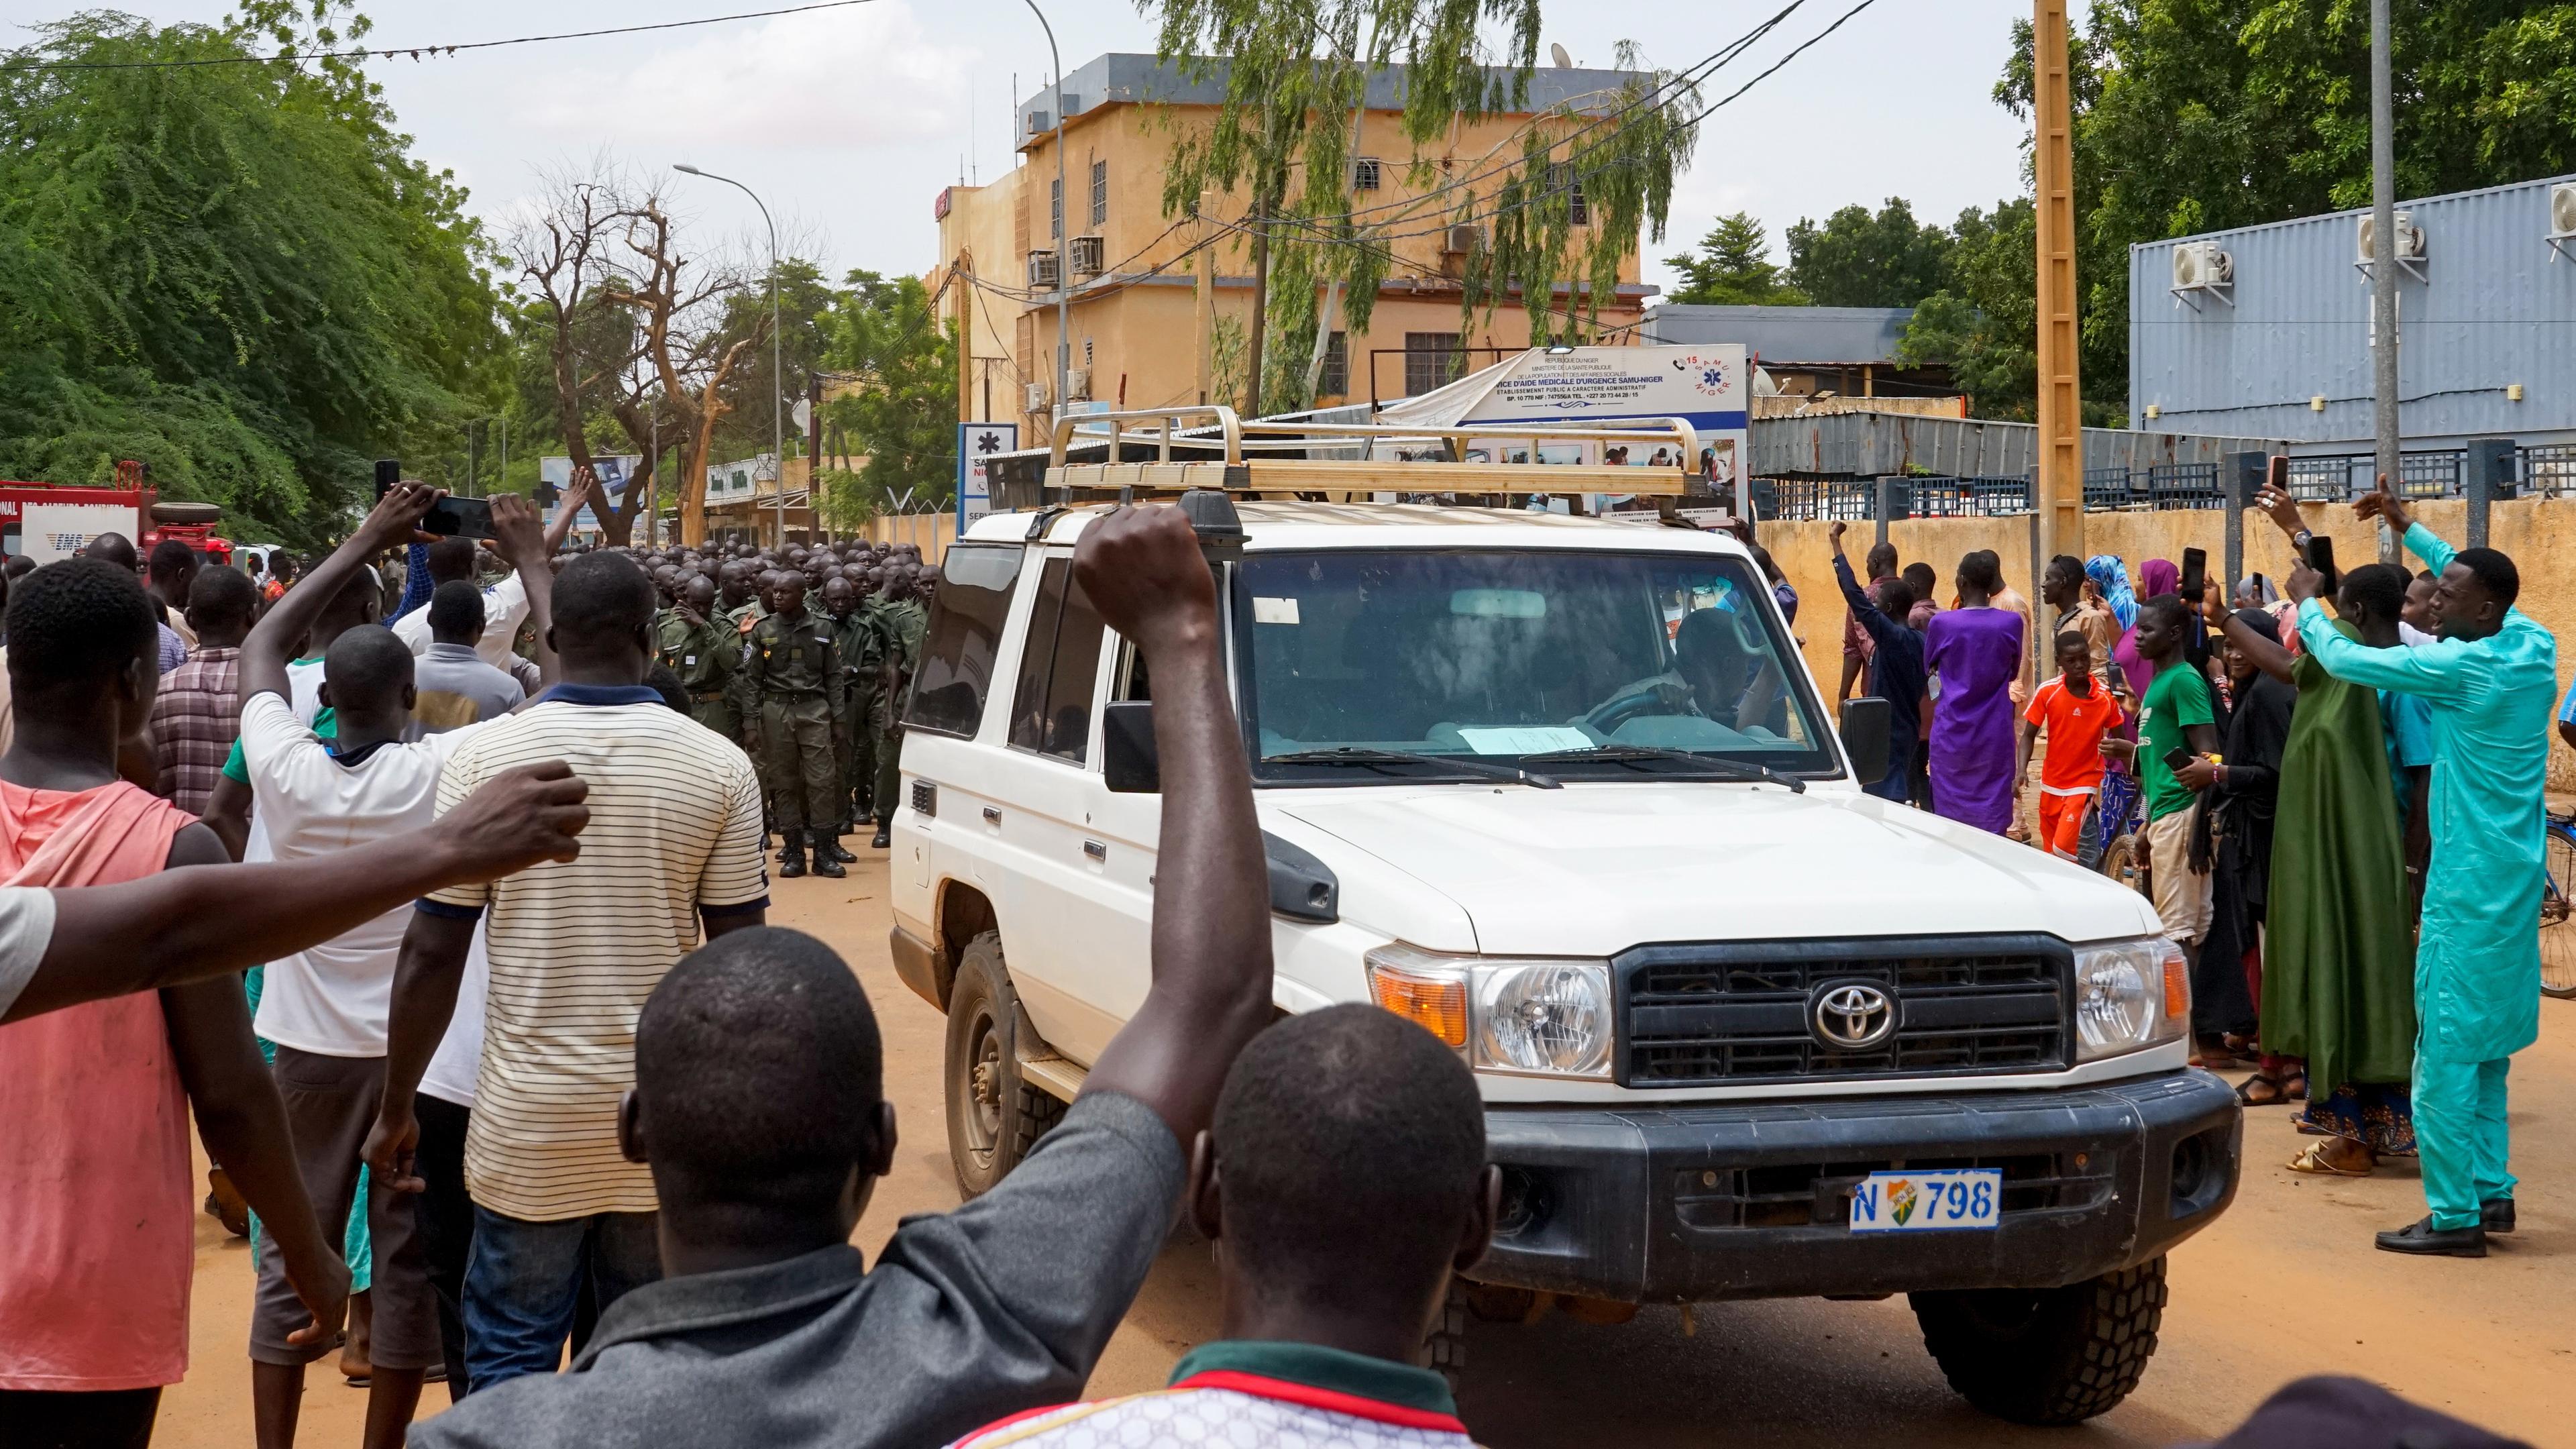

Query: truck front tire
left=1909, top=1256, right=2167, bottom=1426
left=943, top=932, right=1065, bottom=1198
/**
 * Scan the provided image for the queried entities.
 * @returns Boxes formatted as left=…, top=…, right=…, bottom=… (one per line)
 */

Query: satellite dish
left=1550, top=42, right=1573, bottom=68
left=792, top=398, right=813, bottom=431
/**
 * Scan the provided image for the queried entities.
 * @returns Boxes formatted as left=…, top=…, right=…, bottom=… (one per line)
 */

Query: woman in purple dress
left=1924, top=549, right=2027, bottom=833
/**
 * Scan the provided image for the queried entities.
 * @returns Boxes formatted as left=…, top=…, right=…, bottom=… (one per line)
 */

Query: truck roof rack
left=1042, top=406, right=1713, bottom=501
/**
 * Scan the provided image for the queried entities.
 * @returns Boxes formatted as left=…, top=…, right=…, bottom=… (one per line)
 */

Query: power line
left=6, top=0, right=885, bottom=71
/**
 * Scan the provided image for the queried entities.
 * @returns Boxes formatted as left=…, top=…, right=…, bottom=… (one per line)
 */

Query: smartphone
left=2304, top=533, right=2339, bottom=598
left=2163, top=745, right=2197, bottom=773
left=2179, top=547, right=2206, bottom=603
left=375, top=456, right=494, bottom=537
left=2103, top=661, right=2129, bottom=694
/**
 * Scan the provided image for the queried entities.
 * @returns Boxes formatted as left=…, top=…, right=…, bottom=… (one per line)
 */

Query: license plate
left=1849, top=1169, right=2002, bottom=1233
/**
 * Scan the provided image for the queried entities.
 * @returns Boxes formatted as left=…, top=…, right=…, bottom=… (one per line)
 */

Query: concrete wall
left=1758, top=498, right=2576, bottom=788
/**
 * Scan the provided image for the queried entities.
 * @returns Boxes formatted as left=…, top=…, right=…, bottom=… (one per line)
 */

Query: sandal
left=2284, top=1067, right=2309, bottom=1102
left=2235, top=1073, right=2291, bottom=1107
left=2288, top=1140, right=2372, bottom=1177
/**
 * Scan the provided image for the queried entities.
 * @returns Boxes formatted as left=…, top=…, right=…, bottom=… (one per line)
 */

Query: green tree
left=1893, top=201, right=2041, bottom=419
left=1662, top=212, right=1808, bottom=305
left=0, top=3, right=504, bottom=545
left=1142, top=3, right=1699, bottom=415
left=818, top=270, right=956, bottom=529
left=1783, top=198, right=1953, bottom=308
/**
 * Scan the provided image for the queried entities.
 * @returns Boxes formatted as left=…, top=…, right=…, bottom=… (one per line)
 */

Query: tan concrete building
left=934, top=54, right=1662, bottom=434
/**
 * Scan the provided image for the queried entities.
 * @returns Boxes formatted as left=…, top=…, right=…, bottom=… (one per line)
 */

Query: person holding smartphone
left=2100, top=594, right=2220, bottom=949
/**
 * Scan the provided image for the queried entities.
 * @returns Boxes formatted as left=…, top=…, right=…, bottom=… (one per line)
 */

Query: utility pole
left=956, top=250, right=975, bottom=425
left=1244, top=205, right=1269, bottom=417
left=2032, top=0, right=2085, bottom=570
left=1195, top=190, right=1217, bottom=406
left=2369, top=0, right=2402, bottom=561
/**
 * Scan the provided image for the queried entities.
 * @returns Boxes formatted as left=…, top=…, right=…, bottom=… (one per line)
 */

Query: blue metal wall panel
left=2130, top=174, right=2576, bottom=448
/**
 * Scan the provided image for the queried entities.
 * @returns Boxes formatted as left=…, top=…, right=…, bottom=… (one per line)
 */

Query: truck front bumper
left=1474, top=1069, right=2239, bottom=1305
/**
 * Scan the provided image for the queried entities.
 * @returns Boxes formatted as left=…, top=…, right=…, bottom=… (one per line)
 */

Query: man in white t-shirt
left=390, top=470, right=590, bottom=670
left=239, top=482, right=553, bottom=1449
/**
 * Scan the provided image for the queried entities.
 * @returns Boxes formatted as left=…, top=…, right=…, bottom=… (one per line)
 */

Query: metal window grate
left=2284, top=456, right=2355, bottom=502
left=1352, top=156, right=1381, bottom=191
left=2523, top=444, right=2576, bottom=498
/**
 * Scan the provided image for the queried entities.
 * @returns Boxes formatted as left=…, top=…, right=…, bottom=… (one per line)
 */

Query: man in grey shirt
left=413, top=581, right=526, bottom=733
left=400, top=502, right=1279, bottom=1449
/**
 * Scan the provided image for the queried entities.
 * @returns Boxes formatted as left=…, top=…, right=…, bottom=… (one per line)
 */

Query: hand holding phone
left=2179, top=547, right=2206, bottom=607
left=2163, top=745, right=2197, bottom=773
left=372, top=458, right=493, bottom=539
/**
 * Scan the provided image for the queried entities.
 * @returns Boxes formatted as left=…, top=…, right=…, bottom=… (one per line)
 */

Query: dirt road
left=159, top=858, right=2573, bottom=1446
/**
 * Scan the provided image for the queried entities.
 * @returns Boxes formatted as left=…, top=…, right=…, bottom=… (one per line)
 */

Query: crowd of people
left=1825, top=477, right=2560, bottom=1259
left=0, top=480, right=1533, bottom=1449
left=0, top=462, right=2546, bottom=1449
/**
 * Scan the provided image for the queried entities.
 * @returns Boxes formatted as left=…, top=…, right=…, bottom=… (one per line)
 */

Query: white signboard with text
left=540, top=455, right=640, bottom=537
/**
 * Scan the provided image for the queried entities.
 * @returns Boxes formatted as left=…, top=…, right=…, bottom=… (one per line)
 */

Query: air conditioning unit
left=1065, top=367, right=1093, bottom=402
left=1069, top=233, right=1106, bottom=276
left=1026, top=250, right=1061, bottom=288
left=1024, top=381, right=1051, bottom=413
left=1024, top=109, right=1051, bottom=136
left=2357, top=210, right=2427, bottom=264
left=1441, top=223, right=1483, bottom=256
left=2171, top=241, right=2233, bottom=290
left=2551, top=183, right=2576, bottom=263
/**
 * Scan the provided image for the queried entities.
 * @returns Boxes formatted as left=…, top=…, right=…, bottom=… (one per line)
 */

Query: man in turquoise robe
left=2291, top=488, right=2557, bottom=1256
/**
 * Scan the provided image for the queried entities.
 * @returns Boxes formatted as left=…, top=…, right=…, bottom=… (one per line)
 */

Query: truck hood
left=1275, top=784, right=2162, bottom=956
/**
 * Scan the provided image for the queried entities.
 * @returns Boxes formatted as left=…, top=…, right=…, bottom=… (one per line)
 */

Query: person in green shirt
left=2102, top=593, right=2218, bottom=949
left=860, top=570, right=928, bottom=849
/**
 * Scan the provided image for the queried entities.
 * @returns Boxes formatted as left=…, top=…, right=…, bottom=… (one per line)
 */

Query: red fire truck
left=0, top=461, right=233, bottom=566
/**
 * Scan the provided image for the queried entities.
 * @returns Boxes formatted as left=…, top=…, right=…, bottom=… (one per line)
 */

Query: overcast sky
left=13, top=0, right=2037, bottom=296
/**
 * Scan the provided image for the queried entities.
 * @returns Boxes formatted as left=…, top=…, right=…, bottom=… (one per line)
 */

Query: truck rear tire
left=943, top=932, right=1065, bottom=1199
left=1909, top=1256, right=2167, bottom=1426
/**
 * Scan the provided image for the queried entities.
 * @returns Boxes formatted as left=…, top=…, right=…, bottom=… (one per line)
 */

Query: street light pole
left=674, top=162, right=786, bottom=548
left=2368, top=0, right=2402, bottom=562
left=1019, top=0, right=1071, bottom=435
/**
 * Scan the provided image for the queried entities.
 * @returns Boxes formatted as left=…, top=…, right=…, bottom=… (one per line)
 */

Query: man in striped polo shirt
left=369, top=551, right=769, bottom=1391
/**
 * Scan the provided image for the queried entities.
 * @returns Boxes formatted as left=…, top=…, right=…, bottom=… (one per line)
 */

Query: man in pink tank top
left=0, top=559, right=349, bottom=1449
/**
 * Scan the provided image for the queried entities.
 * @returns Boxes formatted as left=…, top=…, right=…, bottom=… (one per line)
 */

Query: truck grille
left=1616, top=936, right=2070, bottom=1087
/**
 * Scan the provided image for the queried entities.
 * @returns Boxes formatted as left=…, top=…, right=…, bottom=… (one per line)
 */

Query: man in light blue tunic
left=2288, top=486, right=2557, bottom=1256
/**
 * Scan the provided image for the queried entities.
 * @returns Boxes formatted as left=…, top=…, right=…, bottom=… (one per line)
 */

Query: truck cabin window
left=903, top=543, right=1022, bottom=738
left=1235, top=549, right=1833, bottom=784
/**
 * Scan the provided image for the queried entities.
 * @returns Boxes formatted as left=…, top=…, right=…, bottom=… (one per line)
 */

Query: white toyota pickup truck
left=887, top=496, right=2239, bottom=1426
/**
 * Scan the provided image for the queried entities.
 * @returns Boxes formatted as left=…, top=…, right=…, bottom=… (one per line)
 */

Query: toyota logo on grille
left=1811, top=982, right=1896, bottom=1051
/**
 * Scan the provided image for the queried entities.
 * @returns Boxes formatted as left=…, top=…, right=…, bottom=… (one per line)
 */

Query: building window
left=1550, top=163, right=1589, bottom=227
left=1352, top=157, right=1381, bottom=191
left=1051, top=177, right=1063, bottom=239
left=1089, top=159, right=1108, bottom=227
left=1403, top=331, right=1463, bottom=396
left=1319, top=332, right=1348, bottom=396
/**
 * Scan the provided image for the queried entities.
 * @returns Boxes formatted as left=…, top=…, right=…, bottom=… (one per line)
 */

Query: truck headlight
left=1364, top=944, right=1614, bottom=1080
left=2072, top=937, right=2190, bottom=1063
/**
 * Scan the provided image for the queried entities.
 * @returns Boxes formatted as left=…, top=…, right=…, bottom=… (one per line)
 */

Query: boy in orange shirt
left=2015, top=631, right=2129, bottom=861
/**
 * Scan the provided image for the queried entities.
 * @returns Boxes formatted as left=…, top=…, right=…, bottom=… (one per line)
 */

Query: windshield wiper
left=1518, top=743, right=1807, bottom=794
left=1265, top=747, right=1561, bottom=790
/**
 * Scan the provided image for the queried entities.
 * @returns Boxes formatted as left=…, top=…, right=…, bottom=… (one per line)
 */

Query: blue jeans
left=462, top=1206, right=661, bottom=1390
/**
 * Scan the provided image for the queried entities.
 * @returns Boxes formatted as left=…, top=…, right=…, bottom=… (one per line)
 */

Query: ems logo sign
left=957, top=423, right=1017, bottom=535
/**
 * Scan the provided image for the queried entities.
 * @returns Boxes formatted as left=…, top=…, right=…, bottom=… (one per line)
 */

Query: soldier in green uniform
left=743, top=573, right=846, bottom=879
left=863, top=566, right=930, bottom=849
left=657, top=574, right=737, bottom=739
left=723, top=566, right=774, bottom=839
left=814, top=575, right=865, bottom=865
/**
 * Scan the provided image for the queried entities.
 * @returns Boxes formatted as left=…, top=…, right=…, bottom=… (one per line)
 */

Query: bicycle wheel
left=2542, top=826, right=2576, bottom=1000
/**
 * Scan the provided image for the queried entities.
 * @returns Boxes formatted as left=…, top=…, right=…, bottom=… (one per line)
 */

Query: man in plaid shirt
left=150, top=566, right=260, bottom=814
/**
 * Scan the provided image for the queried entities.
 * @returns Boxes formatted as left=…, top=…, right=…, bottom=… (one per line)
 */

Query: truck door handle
left=982, top=807, right=1002, bottom=827
left=1083, top=839, right=1108, bottom=863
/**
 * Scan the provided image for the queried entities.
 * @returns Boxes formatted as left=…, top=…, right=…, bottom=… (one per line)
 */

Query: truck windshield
left=1234, top=548, right=1837, bottom=785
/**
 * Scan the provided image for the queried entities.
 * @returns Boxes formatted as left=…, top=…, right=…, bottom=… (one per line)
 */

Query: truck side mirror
left=1839, top=696, right=1892, bottom=787
left=1102, top=700, right=1159, bottom=793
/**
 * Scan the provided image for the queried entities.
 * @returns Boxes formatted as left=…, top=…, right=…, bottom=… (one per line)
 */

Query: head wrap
left=2231, top=606, right=2281, bottom=645
left=2084, top=555, right=2138, bottom=629
left=2139, top=557, right=2180, bottom=600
